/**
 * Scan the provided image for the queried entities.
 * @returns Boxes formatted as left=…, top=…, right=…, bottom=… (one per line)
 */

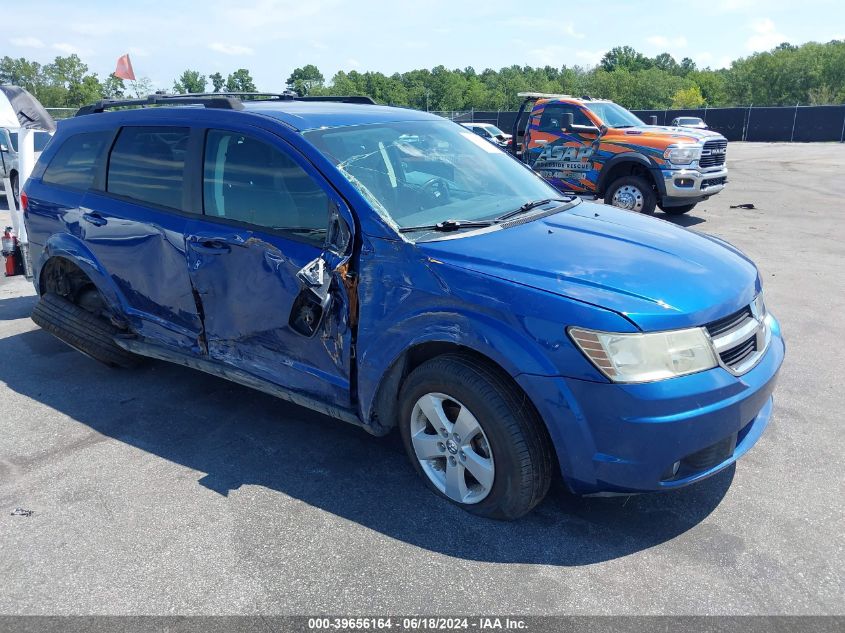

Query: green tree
left=173, top=70, right=207, bottom=94
left=226, top=68, right=257, bottom=92
left=209, top=72, right=225, bottom=93
left=286, top=65, right=324, bottom=96
left=102, top=75, right=126, bottom=99
left=671, top=85, right=706, bottom=108
left=128, top=77, right=154, bottom=98
left=600, top=46, right=653, bottom=72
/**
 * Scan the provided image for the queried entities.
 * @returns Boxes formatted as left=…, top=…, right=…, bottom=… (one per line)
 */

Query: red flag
left=114, top=54, right=135, bottom=81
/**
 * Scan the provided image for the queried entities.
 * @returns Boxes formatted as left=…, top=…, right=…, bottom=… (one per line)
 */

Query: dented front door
left=185, top=127, right=353, bottom=406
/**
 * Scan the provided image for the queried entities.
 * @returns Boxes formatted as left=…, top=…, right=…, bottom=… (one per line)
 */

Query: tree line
left=1, top=39, right=843, bottom=112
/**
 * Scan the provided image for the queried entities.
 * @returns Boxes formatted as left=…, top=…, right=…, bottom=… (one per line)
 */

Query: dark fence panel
left=475, top=105, right=845, bottom=142
left=745, top=107, right=796, bottom=142
left=792, top=105, right=845, bottom=142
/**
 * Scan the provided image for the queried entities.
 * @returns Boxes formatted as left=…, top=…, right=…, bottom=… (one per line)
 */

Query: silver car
left=671, top=116, right=709, bottom=130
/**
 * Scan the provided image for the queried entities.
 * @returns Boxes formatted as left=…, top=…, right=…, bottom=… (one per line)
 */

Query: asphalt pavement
left=0, top=143, right=842, bottom=615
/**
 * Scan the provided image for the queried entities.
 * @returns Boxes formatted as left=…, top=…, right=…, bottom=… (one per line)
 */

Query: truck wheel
left=31, top=292, right=139, bottom=368
left=660, top=203, right=696, bottom=216
left=604, top=176, right=657, bottom=214
left=10, top=173, right=19, bottom=203
left=398, top=354, right=553, bottom=520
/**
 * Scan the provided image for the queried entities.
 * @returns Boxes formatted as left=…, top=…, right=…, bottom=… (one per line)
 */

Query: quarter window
left=203, top=130, right=329, bottom=243
left=42, top=131, right=111, bottom=191
left=107, top=126, right=190, bottom=210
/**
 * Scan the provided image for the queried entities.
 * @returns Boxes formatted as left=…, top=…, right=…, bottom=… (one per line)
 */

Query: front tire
left=398, top=354, right=553, bottom=520
left=659, top=203, right=696, bottom=215
left=604, top=176, right=657, bottom=214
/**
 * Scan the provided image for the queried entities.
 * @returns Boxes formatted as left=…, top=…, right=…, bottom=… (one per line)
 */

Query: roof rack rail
left=517, top=92, right=574, bottom=100
left=75, top=92, right=377, bottom=116
left=75, top=94, right=244, bottom=116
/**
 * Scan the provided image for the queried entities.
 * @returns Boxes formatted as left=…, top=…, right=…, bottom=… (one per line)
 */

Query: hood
left=608, top=125, right=724, bottom=148
left=418, top=202, right=760, bottom=332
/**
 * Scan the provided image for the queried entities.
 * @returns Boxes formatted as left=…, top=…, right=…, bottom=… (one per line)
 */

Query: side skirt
left=114, top=338, right=371, bottom=432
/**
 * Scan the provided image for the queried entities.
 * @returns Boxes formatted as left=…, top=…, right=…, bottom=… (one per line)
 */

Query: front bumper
left=658, top=165, right=728, bottom=205
left=517, top=316, right=784, bottom=494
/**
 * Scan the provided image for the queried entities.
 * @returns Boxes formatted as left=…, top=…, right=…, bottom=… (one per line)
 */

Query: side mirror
left=0, top=144, right=7, bottom=153
left=649, top=115, right=658, bottom=125
left=562, top=112, right=575, bottom=130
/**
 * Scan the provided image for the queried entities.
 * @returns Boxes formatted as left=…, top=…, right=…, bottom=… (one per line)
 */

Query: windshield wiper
left=495, top=197, right=572, bottom=222
left=398, top=219, right=495, bottom=234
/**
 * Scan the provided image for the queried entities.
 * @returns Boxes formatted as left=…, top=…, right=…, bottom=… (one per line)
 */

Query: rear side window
left=42, top=131, right=111, bottom=191
left=203, top=130, right=329, bottom=243
left=107, top=126, right=190, bottom=210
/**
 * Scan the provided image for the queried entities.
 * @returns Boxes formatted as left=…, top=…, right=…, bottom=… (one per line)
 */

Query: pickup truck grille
left=706, top=303, right=767, bottom=374
left=699, top=140, right=727, bottom=168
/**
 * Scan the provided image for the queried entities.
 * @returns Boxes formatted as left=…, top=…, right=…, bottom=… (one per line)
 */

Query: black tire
left=659, top=203, right=696, bottom=216
left=31, top=292, right=139, bottom=368
left=604, top=176, right=657, bottom=214
left=10, top=173, right=19, bottom=204
left=398, top=354, right=553, bottom=520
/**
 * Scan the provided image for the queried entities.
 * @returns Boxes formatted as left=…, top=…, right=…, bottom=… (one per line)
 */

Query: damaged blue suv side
left=22, top=94, right=784, bottom=519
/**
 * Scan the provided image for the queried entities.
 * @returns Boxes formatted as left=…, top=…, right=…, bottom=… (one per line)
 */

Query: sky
left=3, top=0, right=843, bottom=92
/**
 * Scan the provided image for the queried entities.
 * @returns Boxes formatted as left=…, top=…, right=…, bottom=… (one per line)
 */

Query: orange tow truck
left=510, top=92, right=728, bottom=215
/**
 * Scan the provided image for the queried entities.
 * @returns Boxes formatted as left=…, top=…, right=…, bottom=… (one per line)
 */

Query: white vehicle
left=1, top=128, right=53, bottom=200
left=671, top=116, right=709, bottom=130
left=460, top=122, right=512, bottom=147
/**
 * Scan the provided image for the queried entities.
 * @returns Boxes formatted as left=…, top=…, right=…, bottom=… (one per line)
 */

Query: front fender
left=357, top=307, right=564, bottom=423
left=37, top=233, right=128, bottom=319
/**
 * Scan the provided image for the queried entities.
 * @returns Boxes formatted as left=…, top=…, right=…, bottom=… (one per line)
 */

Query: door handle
left=82, top=212, right=107, bottom=227
left=191, top=240, right=231, bottom=254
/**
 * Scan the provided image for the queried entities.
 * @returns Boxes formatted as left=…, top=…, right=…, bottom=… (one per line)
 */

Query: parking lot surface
left=0, top=143, right=843, bottom=615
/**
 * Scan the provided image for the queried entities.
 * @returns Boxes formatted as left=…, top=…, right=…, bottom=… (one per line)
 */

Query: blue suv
left=21, top=93, right=784, bottom=519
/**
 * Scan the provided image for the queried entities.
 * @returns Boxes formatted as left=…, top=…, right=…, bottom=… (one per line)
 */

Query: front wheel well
left=370, top=342, right=547, bottom=440
left=601, top=160, right=656, bottom=195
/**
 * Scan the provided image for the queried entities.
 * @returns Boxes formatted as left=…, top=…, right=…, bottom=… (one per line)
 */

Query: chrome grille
left=706, top=302, right=768, bottom=374
left=699, top=140, right=727, bottom=168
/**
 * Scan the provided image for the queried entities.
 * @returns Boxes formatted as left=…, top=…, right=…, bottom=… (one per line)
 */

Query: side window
left=538, top=104, right=593, bottom=131
left=42, top=131, right=112, bottom=191
left=203, top=130, right=329, bottom=243
left=107, top=126, right=190, bottom=210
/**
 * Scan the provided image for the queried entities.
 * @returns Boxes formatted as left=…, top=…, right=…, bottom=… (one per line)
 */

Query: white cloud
left=746, top=18, right=787, bottom=51
left=127, top=46, right=150, bottom=58
left=52, top=42, right=88, bottom=55
left=209, top=42, right=255, bottom=55
left=503, top=16, right=584, bottom=39
left=10, top=36, right=45, bottom=48
left=345, top=58, right=361, bottom=69
left=646, top=35, right=687, bottom=48
left=575, top=49, right=604, bottom=65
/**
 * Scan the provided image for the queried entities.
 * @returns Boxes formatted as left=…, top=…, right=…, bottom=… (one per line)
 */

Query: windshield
left=305, top=120, right=561, bottom=233
left=8, top=131, right=53, bottom=153
left=583, top=102, right=645, bottom=128
left=677, top=118, right=702, bottom=125
left=483, top=124, right=506, bottom=137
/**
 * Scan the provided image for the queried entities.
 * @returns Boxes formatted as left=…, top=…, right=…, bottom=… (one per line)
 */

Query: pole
left=840, top=105, right=845, bottom=143
left=743, top=104, right=752, bottom=142
left=790, top=102, right=799, bottom=142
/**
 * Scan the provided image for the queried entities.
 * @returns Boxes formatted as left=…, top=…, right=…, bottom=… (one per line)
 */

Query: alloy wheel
left=409, top=392, right=495, bottom=504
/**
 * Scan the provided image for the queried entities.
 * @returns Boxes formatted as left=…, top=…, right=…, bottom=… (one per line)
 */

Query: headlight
left=663, top=144, right=702, bottom=165
left=569, top=326, right=718, bottom=383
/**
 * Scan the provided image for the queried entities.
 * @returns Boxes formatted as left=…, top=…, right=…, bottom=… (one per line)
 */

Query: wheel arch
left=597, top=153, right=662, bottom=196
left=37, top=234, right=130, bottom=327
